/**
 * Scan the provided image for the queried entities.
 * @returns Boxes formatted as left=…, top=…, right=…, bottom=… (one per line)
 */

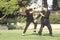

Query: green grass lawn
left=0, top=30, right=60, bottom=40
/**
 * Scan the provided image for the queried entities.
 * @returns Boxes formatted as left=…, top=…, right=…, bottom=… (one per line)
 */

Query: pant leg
left=33, top=21, right=37, bottom=31
left=46, top=24, right=52, bottom=35
left=23, top=21, right=31, bottom=33
left=38, top=24, right=44, bottom=35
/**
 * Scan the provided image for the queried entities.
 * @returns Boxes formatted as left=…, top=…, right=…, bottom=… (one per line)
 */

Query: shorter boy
left=38, top=6, right=52, bottom=36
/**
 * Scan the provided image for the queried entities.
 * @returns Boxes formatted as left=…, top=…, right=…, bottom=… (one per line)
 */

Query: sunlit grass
left=0, top=30, right=60, bottom=40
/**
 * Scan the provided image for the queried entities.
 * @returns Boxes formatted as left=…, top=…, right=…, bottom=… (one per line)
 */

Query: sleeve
left=45, top=11, right=50, bottom=18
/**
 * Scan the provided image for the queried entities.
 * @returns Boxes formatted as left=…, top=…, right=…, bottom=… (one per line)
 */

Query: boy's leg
left=33, top=21, right=37, bottom=32
left=23, top=21, right=31, bottom=34
left=38, top=24, right=44, bottom=35
left=46, top=24, right=52, bottom=36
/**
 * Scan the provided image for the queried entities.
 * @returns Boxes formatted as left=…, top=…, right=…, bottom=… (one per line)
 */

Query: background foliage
left=0, top=0, right=60, bottom=30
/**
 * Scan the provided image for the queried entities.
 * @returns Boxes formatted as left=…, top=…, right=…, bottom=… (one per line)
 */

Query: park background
left=0, top=0, right=60, bottom=40
left=0, top=0, right=60, bottom=30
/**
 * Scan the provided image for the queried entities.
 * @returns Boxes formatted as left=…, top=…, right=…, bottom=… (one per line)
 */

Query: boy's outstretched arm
left=36, top=12, right=44, bottom=18
left=40, top=12, right=45, bottom=17
left=29, top=8, right=35, bottom=14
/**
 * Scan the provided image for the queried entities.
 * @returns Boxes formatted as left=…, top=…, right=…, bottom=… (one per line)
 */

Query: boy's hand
left=34, top=19, right=37, bottom=23
left=40, top=13, right=45, bottom=17
left=30, top=11, right=33, bottom=14
left=30, top=8, right=35, bottom=14
left=41, top=14, right=45, bottom=17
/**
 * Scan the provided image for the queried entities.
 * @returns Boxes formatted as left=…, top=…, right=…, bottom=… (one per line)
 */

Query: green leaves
left=0, top=0, right=18, bottom=14
left=0, top=0, right=30, bottom=15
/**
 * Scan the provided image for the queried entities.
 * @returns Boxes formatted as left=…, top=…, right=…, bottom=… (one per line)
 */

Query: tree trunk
left=0, top=14, right=6, bottom=20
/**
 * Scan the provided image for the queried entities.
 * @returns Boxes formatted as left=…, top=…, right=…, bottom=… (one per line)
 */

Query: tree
left=0, top=0, right=19, bottom=19
left=53, top=0, right=59, bottom=11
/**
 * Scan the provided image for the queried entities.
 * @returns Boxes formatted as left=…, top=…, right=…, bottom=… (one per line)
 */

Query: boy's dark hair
left=25, top=4, right=29, bottom=7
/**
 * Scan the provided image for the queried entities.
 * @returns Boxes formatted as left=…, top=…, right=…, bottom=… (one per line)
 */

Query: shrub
left=7, top=24, right=16, bottom=30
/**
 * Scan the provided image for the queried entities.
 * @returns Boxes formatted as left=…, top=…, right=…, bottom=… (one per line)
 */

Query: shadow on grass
left=42, top=34, right=60, bottom=37
left=23, top=33, right=60, bottom=37
left=21, top=32, right=60, bottom=38
left=26, top=33, right=38, bottom=36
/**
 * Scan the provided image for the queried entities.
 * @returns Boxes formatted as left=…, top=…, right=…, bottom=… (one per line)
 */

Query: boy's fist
left=34, top=19, right=37, bottom=23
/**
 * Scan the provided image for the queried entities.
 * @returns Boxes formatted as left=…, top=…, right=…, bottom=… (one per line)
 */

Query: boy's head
left=42, top=6, right=48, bottom=11
left=25, top=4, right=30, bottom=10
